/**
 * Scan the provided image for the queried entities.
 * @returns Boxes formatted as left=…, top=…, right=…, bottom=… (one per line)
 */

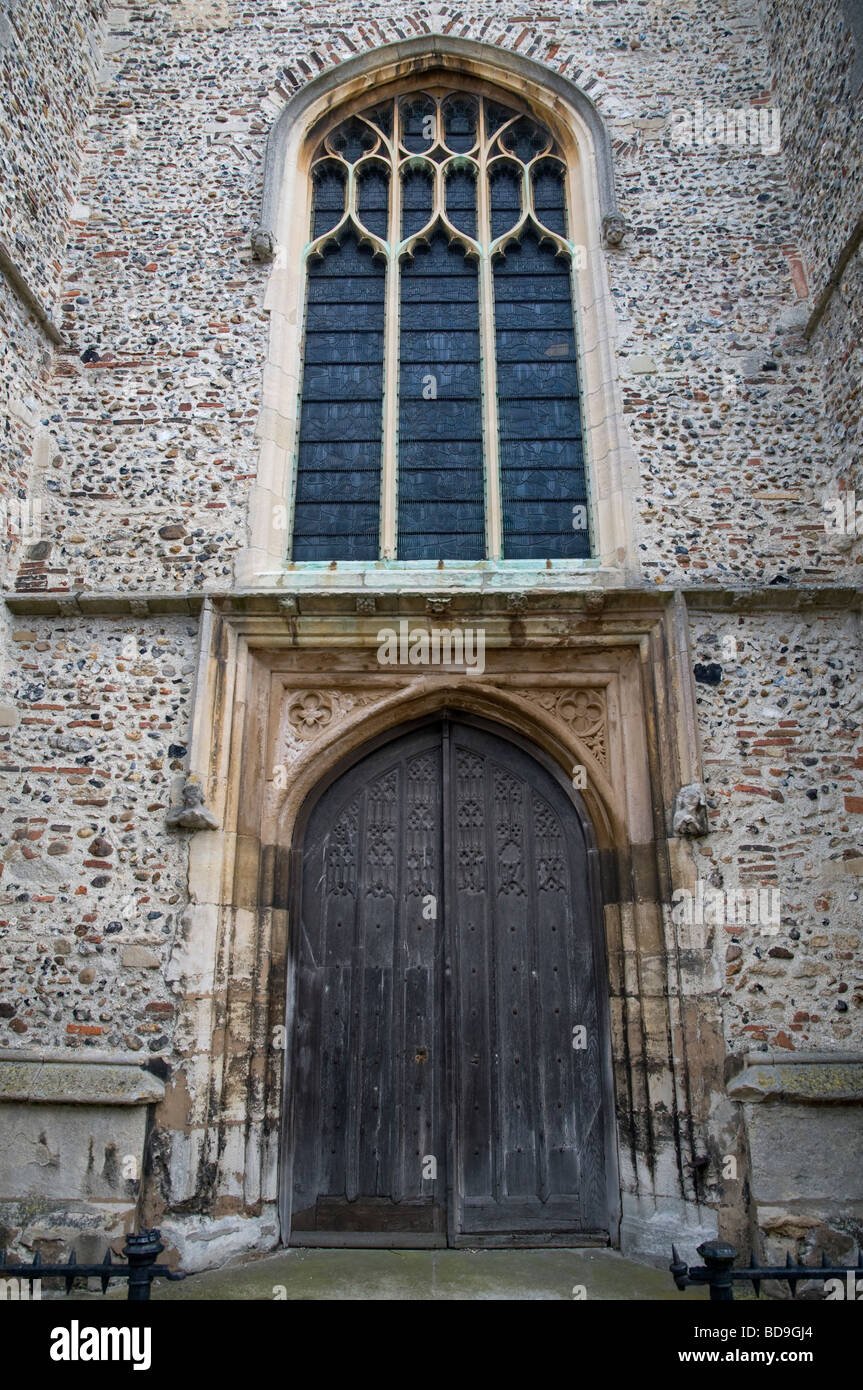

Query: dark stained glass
left=490, top=162, right=521, bottom=240
left=494, top=233, right=589, bottom=559
left=446, top=166, right=477, bottom=239
left=328, top=116, right=377, bottom=163
left=364, top=104, right=393, bottom=139
left=311, top=164, right=345, bottom=239
left=487, top=101, right=518, bottom=136
left=292, top=232, right=385, bottom=561
left=401, top=166, right=434, bottom=239
left=398, top=234, right=485, bottom=559
left=400, top=95, right=435, bottom=153
left=501, top=115, right=548, bottom=162
left=442, top=95, right=477, bottom=153
left=294, top=93, right=590, bottom=564
left=357, top=165, right=389, bottom=239
left=532, top=161, right=567, bottom=237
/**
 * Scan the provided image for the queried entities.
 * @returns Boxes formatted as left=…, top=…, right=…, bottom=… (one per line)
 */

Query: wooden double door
left=284, top=716, right=615, bottom=1247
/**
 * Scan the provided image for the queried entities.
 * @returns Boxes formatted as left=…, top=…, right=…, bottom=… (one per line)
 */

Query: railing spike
left=0, top=1250, right=5, bottom=1269
left=858, top=1249, right=863, bottom=1269
left=32, top=1250, right=42, bottom=1268
left=101, top=1248, right=113, bottom=1294
left=821, top=1251, right=830, bottom=1268
left=64, top=1249, right=77, bottom=1295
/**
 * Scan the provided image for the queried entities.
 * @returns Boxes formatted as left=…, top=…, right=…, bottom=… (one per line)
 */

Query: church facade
left=0, top=0, right=861, bottom=1275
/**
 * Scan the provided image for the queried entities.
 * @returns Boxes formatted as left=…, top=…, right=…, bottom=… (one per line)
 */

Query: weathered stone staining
left=0, top=0, right=860, bottom=1279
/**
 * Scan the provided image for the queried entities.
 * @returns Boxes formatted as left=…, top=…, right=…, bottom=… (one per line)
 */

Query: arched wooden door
left=283, top=715, right=617, bottom=1247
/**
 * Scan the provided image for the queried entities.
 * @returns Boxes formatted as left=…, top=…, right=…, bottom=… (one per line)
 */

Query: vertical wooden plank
left=320, top=799, right=359, bottom=1203
left=356, top=767, right=398, bottom=1199
left=442, top=716, right=459, bottom=1247
left=289, top=728, right=446, bottom=1241
left=531, top=790, right=580, bottom=1205
left=399, top=747, right=442, bottom=1206
left=452, top=740, right=495, bottom=1217
left=491, top=761, right=535, bottom=1201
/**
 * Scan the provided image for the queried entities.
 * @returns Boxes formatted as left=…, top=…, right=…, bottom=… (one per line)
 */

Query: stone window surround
left=237, top=37, right=640, bottom=593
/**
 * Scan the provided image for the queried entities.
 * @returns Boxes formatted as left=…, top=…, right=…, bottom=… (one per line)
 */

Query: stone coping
left=0, top=1056, right=165, bottom=1105
left=727, top=1054, right=863, bottom=1105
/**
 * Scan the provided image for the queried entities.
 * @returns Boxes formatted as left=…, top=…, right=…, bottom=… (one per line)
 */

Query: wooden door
left=285, top=716, right=613, bottom=1247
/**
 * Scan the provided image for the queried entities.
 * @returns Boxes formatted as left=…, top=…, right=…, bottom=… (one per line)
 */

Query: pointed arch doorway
left=281, top=712, right=618, bottom=1247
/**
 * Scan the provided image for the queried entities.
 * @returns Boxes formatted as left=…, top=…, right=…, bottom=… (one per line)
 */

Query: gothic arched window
left=290, top=90, right=589, bottom=563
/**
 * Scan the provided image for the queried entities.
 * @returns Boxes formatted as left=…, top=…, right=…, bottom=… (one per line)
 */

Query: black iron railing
left=671, top=1239, right=863, bottom=1301
left=0, top=1228, right=189, bottom=1301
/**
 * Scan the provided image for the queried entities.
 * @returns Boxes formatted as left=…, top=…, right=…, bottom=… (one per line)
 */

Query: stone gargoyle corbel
left=250, top=225, right=276, bottom=262
left=166, top=775, right=219, bottom=831
left=602, top=213, right=627, bottom=248
left=673, top=782, right=709, bottom=838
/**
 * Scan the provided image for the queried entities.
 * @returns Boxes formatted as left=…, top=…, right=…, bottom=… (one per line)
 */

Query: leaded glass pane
left=357, top=165, right=389, bottom=239
left=446, top=166, right=477, bottom=239
left=489, top=162, right=521, bottom=240
left=292, top=233, right=384, bottom=561
left=398, top=234, right=484, bottom=560
left=531, top=161, right=567, bottom=237
left=402, top=166, right=434, bottom=239
left=400, top=95, right=435, bottom=153
left=311, top=163, right=345, bottom=239
left=494, top=234, right=588, bottom=560
left=442, top=94, right=478, bottom=153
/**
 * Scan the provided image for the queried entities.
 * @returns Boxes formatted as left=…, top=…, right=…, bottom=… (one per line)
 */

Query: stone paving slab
left=81, top=1247, right=709, bottom=1301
